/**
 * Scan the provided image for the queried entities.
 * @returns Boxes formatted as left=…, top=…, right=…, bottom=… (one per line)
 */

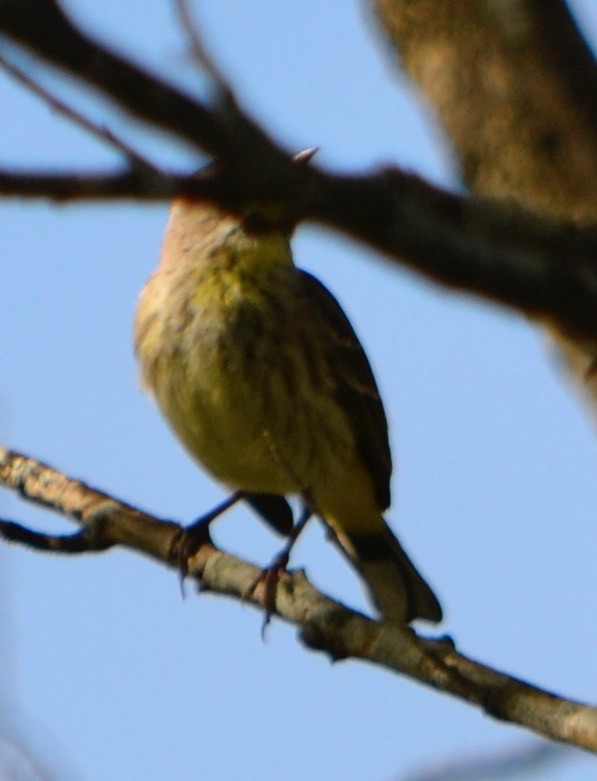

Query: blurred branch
left=401, top=741, right=569, bottom=781
left=171, top=0, right=236, bottom=100
left=0, top=446, right=596, bottom=752
left=0, top=52, right=156, bottom=171
left=0, top=736, right=60, bottom=781
left=371, top=0, right=597, bottom=223
left=0, top=168, right=176, bottom=199
left=371, top=0, right=597, bottom=406
left=0, top=0, right=594, bottom=344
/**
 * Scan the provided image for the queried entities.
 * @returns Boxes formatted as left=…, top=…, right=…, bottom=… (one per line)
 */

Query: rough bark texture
left=0, top=446, right=595, bottom=751
left=372, top=0, right=597, bottom=407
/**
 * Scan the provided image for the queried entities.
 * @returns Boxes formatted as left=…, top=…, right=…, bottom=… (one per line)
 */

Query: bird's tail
left=331, top=519, right=442, bottom=624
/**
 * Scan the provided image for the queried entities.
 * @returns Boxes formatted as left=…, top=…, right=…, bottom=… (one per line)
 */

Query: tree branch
left=1, top=160, right=595, bottom=342
left=0, top=446, right=595, bottom=752
left=371, top=0, right=597, bottom=223
left=0, top=168, right=177, bottom=199
left=371, top=0, right=597, bottom=404
left=0, top=0, right=226, bottom=155
left=0, top=51, right=156, bottom=171
left=0, top=0, right=594, bottom=345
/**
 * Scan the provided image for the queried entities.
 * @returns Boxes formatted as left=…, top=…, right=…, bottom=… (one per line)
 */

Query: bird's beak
left=292, top=147, right=319, bottom=165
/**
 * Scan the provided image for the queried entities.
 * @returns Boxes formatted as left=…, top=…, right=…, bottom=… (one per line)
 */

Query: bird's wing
left=298, top=270, right=392, bottom=510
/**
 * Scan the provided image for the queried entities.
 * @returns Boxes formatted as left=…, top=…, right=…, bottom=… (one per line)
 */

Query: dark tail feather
left=342, top=522, right=442, bottom=624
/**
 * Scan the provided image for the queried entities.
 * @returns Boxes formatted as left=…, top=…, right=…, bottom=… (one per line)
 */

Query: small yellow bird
left=134, top=164, right=442, bottom=624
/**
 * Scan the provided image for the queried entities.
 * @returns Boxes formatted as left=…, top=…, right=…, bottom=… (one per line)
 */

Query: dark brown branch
left=302, top=168, right=597, bottom=342
left=0, top=53, right=155, bottom=170
left=0, top=0, right=223, bottom=154
left=371, top=0, right=597, bottom=405
left=0, top=0, right=281, bottom=169
left=0, top=446, right=595, bottom=751
left=1, top=161, right=595, bottom=342
left=0, top=168, right=178, bottom=199
left=371, top=0, right=597, bottom=223
left=0, top=1, right=595, bottom=343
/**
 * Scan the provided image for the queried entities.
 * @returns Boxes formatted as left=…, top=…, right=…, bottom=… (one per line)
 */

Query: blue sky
left=0, top=2, right=595, bottom=779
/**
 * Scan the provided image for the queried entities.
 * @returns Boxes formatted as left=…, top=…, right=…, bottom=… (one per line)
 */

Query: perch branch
left=0, top=446, right=595, bottom=752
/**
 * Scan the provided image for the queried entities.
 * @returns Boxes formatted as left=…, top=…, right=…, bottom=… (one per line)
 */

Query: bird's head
left=239, top=147, right=318, bottom=238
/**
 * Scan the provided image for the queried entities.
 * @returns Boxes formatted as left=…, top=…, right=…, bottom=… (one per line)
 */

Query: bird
left=134, top=156, right=442, bottom=625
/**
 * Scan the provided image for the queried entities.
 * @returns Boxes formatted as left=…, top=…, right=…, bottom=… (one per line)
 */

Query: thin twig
left=0, top=1, right=595, bottom=344
left=0, top=52, right=157, bottom=172
left=401, top=741, right=570, bottom=781
left=171, top=0, right=237, bottom=104
left=0, top=168, right=178, bottom=200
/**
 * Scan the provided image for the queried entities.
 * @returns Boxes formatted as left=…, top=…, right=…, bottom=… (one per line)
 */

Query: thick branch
left=0, top=446, right=595, bottom=751
left=1, top=161, right=595, bottom=341
left=0, top=0, right=285, bottom=172
left=372, top=0, right=597, bottom=223
left=0, top=0, right=224, bottom=156
left=0, top=1, right=595, bottom=345
left=303, top=169, right=597, bottom=342
left=371, top=0, right=597, bottom=404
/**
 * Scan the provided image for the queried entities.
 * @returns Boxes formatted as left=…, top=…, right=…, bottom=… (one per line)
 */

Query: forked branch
left=0, top=0, right=594, bottom=341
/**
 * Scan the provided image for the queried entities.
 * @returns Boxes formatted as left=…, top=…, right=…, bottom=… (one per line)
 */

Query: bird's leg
left=246, top=504, right=313, bottom=633
left=267, top=504, right=312, bottom=572
left=171, top=491, right=246, bottom=578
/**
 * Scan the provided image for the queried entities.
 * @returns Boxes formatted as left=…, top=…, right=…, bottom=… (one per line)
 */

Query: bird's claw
left=170, top=492, right=244, bottom=596
left=245, top=506, right=312, bottom=634
left=245, top=550, right=291, bottom=636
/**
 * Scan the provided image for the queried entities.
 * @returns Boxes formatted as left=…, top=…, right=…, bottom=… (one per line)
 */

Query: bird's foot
left=170, top=491, right=245, bottom=594
left=244, top=548, right=291, bottom=637
left=244, top=506, right=312, bottom=635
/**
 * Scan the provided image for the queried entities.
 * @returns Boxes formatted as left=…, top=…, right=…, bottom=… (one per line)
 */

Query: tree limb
left=0, top=168, right=178, bottom=199
left=0, top=0, right=595, bottom=345
left=1, top=160, right=595, bottom=342
left=371, top=0, right=597, bottom=223
left=0, top=51, right=156, bottom=171
left=0, top=446, right=595, bottom=752
left=371, top=0, right=597, bottom=405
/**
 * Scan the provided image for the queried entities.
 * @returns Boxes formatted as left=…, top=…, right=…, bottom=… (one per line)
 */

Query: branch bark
left=0, top=446, right=595, bottom=752
left=372, top=0, right=597, bottom=222
left=0, top=0, right=595, bottom=346
left=0, top=0, right=594, bottom=751
left=371, top=0, right=597, bottom=404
